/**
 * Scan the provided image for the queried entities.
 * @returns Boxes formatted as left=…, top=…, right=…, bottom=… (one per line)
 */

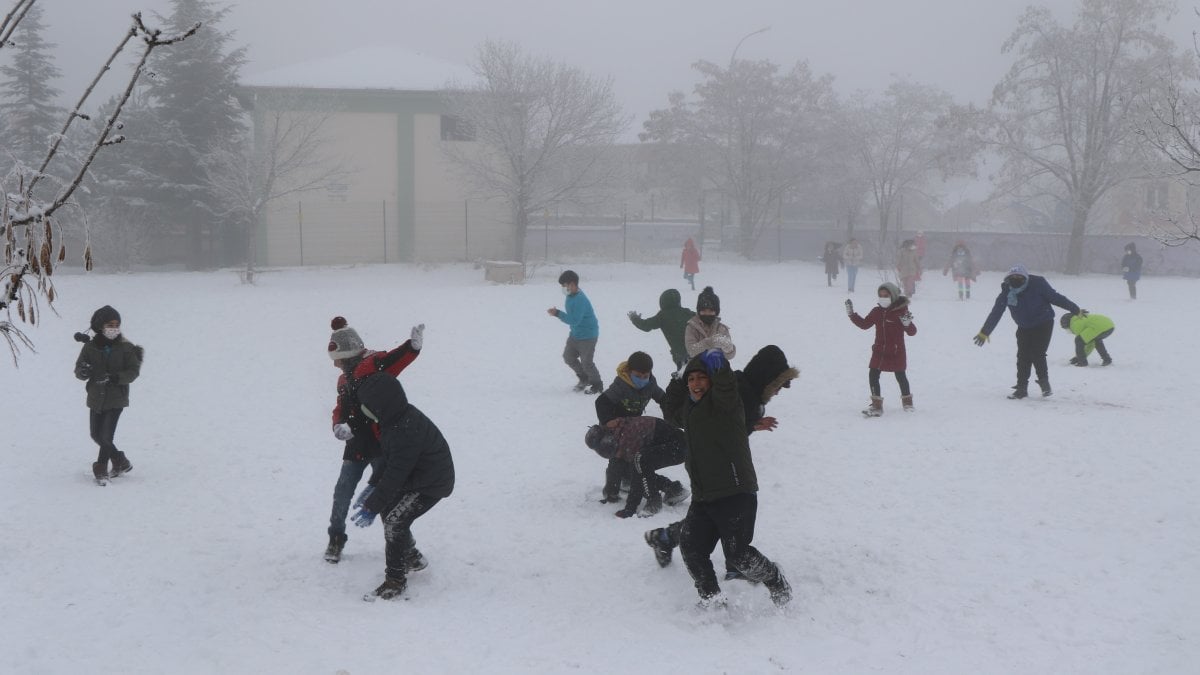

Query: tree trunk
left=1064, top=205, right=1089, bottom=275
left=513, top=207, right=529, bottom=262
left=876, top=207, right=890, bottom=268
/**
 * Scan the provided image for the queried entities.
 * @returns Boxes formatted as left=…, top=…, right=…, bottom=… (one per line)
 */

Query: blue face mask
left=631, top=374, right=650, bottom=390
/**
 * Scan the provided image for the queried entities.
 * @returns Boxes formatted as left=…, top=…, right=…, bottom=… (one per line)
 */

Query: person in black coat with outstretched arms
left=351, top=372, right=454, bottom=601
left=973, top=264, right=1082, bottom=399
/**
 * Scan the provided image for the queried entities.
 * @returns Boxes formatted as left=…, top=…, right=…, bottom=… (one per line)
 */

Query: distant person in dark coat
left=1121, top=243, right=1143, bottom=300
left=628, top=289, right=696, bottom=370
left=352, top=373, right=455, bottom=601
left=974, top=264, right=1083, bottom=399
left=823, top=241, right=843, bottom=287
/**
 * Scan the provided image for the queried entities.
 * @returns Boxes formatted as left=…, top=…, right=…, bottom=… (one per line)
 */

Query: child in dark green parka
left=73, top=305, right=143, bottom=484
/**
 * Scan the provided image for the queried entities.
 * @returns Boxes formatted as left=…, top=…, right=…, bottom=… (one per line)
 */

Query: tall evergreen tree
left=144, top=0, right=246, bottom=268
left=0, top=3, right=63, bottom=177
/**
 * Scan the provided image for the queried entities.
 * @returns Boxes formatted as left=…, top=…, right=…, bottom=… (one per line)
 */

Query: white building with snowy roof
left=239, top=45, right=510, bottom=266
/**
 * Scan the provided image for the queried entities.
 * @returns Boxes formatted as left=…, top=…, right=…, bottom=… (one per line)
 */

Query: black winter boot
left=765, top=565, right=793, bottom=607
left=1007, top=384, right=1028, bottom=400
left=402, top=548, right=428, bottom=572
left=1037, top=379, right=1052, bottom=397
left=370, top=576, right=407, bottom=600
left=92, top=461, right=109, bottom=485
left=644, top=528, right=674, bottom=567
left=109, top=451, right=132, bottom=477
left=324, top=533, right=348, bottom=563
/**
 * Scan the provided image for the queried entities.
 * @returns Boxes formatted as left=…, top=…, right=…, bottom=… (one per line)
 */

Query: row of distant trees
left=6, top=0, right=1200, bottom=363
left=443, top=0, right=1200, bottom=272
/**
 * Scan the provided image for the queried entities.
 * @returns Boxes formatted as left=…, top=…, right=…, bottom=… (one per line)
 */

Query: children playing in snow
left=74, top=305, right=143, bottom=485
left=847, top=283, right=917, bottom=416
left=584, top=417, right=689, bottom=518
left=595, top=351, right=666, bottom=503
left=323, top=316, right=424, bottom=563
left=352, top=372, right=455, bottom=601
left=1060, top=312, right=1115, bottom=367
left=547, top=270, right=603, bottom=394
left=943, top=241, right=978, bottom=300
left=627, top=289, right=696, bottom=370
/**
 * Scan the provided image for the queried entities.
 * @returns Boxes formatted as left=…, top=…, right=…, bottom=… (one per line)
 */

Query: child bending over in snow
left=585, top=416, right=689, bottom=518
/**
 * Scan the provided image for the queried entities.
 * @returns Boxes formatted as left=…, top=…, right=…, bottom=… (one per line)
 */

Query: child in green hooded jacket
left=627, top=289, right=696, bottom=370
left=1060, top=312, right=1115, bottom=367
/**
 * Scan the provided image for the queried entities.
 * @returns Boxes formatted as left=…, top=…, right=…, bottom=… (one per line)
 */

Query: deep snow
left=3, top=260, right=1197, bottom=674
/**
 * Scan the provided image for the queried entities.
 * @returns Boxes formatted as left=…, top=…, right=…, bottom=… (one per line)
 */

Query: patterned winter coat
left=842, top=241, right=864, bottom=267
left=74, top=336, right=143, bottom=410
left=850, top=297, right=917, bottom=372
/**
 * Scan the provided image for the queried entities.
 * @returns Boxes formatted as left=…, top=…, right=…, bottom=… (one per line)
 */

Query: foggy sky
left=27, top=0, right=1200, bottom=132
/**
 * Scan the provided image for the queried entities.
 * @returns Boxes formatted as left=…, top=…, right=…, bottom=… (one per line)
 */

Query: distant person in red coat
left=845, top=282, right=917, bottom=417
left=680, top=238, right=701, bottom=291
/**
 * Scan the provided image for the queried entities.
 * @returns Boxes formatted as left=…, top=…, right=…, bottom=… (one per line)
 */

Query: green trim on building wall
left=239, top=86, right=451, bottom=265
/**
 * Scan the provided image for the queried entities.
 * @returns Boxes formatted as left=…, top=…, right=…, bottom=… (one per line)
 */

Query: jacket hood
left=684, top=238, right=696, bottom=249
left=658, top=288, right=683, bottom=312
left=90, top=305, right=121, bottom=333
left=743, top=345, right=799, bottom=404
left=356, top=373, right=409, bottom=424
left=878, top=282, right=902, bottom=301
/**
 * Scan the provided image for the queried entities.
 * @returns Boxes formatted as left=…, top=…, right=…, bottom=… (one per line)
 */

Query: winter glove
left=410, top=323, right=425, bottom=350
left=352, top=485, right=375, bottom=510
left=627, top=311, right=640, bottom=320
left=1122, top=267, right=1129, bottom=273
left=351, top=507, right=376, bottom=528
left=900, top=312, right=913, bottom=327
left=332, top=423, right=354, bottom=441
left=1075, top=309, right=1089, bottom=317
left=614, top=508, right=636, bottom=518
left=973, top=332, right=989, bottom=347
left=844, top=299, right=854, bottom=316
left=92, top=374, right=110, bottom=385
left=699, top=348, right=727, bottom=374
left=77, top=362, right=93, bottom=379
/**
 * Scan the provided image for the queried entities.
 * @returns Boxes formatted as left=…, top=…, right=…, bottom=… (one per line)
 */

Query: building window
left=441, top=115, right=475, bottom=142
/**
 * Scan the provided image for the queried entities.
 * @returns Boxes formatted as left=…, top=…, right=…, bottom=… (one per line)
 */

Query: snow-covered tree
left=641, top=58, right=834, bottom=256
left=0, top=2, right=61, bottom=178
left=986, top=0, right=1183, bottom=273
left=142, top=0, right=245, bottom=269
left=843, top=78, right=977, bottom=259
left=443, top=40, right=628, bottom=262
left=202, top=96, right=350, bottom=282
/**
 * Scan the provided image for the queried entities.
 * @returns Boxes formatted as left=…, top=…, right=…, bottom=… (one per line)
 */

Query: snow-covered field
left=4, top=260, right=1197, bottom=674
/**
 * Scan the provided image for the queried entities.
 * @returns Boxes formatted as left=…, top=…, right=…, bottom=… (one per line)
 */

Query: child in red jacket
left=845, top=282, right=917, bottom=416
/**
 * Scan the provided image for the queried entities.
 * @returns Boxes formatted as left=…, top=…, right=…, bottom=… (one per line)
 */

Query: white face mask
left=877, top=297, right=892, bottom=308
left=103, top=327, right=121, bottom=340
left=561, top=286, right=570, bottom=296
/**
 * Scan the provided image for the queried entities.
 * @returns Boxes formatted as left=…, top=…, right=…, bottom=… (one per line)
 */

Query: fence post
left=622, top=204, right=628, bottom=263
left=383, top=200, right=388, bottom=264
left=298, top=201, right=304, bottom=266
left=464, top=200, right=469, bottom=262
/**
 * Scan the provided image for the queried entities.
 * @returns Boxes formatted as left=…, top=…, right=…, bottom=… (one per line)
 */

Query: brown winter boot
left=861, top=396, right=883, bottom=418
left=92, top=461, right=109, bottom=484
left=110, top=451, right=133, bottom=478
left=902, top=394, right=914, bottom=411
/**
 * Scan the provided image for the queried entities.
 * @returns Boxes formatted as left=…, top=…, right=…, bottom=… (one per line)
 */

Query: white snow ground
left=3, top=260, right=1197, bottom=674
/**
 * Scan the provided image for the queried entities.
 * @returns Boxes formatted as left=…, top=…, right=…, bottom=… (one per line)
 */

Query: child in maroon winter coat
left=845, top=282, right=917, bottom=417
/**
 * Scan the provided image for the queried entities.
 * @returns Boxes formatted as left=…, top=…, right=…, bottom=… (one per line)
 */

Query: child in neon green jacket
left=1059, top=312, right=1115, bottom=366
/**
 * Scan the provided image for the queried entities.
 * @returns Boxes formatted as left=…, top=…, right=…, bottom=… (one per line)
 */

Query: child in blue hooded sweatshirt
left=974, top=264, right=1083, bottom=399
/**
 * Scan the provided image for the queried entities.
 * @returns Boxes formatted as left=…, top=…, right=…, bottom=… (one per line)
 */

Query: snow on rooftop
left=241, top=45, right=476, bottom=92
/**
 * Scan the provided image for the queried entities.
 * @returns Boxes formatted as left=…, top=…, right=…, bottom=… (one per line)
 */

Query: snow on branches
left=1, top=1, right=197, bottom=364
